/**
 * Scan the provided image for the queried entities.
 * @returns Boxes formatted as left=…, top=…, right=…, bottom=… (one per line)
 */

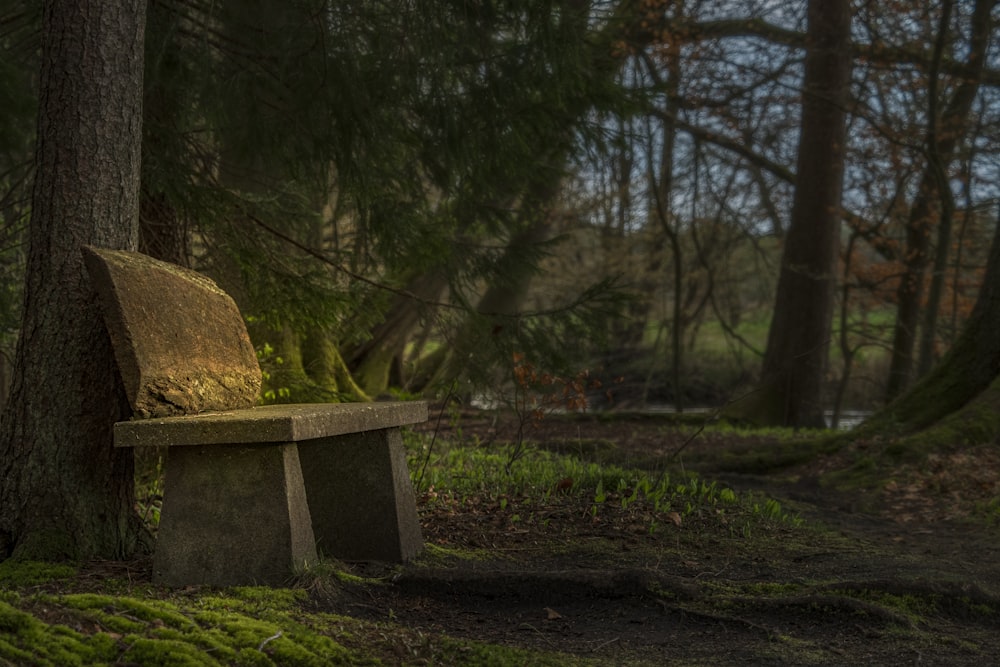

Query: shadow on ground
left=317, top=409, right=1000, bottom=666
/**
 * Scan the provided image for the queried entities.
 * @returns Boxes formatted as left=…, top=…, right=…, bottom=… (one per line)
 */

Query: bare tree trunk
left=730, top=0, right=851, bottom=427
left=0, top=0, right=147, bottom=560
left=885, top=0, right=991, bottom=399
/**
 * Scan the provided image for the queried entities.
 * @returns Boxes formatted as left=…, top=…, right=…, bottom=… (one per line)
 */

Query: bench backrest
left=83, top=246, right=262, bottom=418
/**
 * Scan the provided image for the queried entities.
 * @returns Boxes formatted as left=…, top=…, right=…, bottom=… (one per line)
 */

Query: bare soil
left=324, top=409, right=1000, bottom=666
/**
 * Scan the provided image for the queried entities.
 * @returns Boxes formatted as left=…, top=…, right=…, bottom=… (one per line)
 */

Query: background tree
left=884, top=0, right=996, bottom=399
left=0, top=0, right=147, bottom=560
left=726, top=0, right=852, bottom=427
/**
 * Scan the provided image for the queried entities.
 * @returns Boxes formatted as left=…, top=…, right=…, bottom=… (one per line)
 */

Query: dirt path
left=321, top=410, right=1000, bottom=665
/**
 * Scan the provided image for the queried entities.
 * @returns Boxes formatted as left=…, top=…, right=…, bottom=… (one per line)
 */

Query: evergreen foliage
left=0, top=1, right=39, bottom=364
left=129, top=0, right=636, bottom=398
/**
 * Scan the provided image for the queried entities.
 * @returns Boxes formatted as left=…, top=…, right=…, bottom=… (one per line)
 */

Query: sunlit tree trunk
left=0, top=0, right=147, bottom=560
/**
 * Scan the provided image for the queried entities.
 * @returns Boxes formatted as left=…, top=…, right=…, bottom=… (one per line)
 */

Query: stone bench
left=83, top=247, right=426, bottom=587
left=116, top=401, right=425, bottom=587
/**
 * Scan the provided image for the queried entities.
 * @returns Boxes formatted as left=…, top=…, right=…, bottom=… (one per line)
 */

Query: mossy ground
left=2, top=407, right=999, bottom=665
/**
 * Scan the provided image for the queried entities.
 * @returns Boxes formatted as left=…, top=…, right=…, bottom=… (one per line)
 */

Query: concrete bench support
left=298, top=429, right=423, bottom=562
left=155, top=442, right=316, bottom=587
left=116, top=401, right=426, bottom=587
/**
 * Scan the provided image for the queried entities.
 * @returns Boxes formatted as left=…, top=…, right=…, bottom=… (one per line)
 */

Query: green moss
left=234, top=648, right=278, bottom=666
left=0, top=599, right=119, bottom=666
left=38, top=589, right=362, bottom=666
left=120, top=635, right=221, bottom=666
left=228, top=586, right=305, bottom=608
left=0, top=559, right=77, bottom=586
left=298, top=561, right=388, bottom=587
left=0, top=599, right=35, bottom=632
left=0, top=636, right=36, bottom=664
left=65, top=594, right=196, bottom=631
left=414, top=542, right=493, bottom=564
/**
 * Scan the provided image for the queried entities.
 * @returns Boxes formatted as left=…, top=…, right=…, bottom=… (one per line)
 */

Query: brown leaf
left=544, top=607, right=563, bottom=620
left=667, top=511, right=682, bottom=527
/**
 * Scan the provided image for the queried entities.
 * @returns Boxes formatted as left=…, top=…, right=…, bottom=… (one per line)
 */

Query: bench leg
left=153, top=443, right=317, bottom=587
left=296, top=428, right=423, bottom=562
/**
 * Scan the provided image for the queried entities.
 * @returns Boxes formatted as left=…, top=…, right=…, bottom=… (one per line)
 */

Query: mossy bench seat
left=115, top=401, right=426, bottom=587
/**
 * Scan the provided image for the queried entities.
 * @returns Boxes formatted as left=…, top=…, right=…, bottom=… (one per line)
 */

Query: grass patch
left=6, top=427, right=811, bottom=667
left=406, top=430, right=803, bottom=540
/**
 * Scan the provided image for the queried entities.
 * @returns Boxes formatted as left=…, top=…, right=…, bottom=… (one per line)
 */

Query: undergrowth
left=404, top=430, right=802, bottom=537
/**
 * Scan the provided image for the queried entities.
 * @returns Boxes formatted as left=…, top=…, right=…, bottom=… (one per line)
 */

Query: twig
left=590, top=636, right=622, bottom=652
left=516, top=623, right=555, bottom=646
left=244, top=209, right=611, bottom=319
left=416, top=382, right=456, bottom=492
left=257, top=631, right=282, bottom=651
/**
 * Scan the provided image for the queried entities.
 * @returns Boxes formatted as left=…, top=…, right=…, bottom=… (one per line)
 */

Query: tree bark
left=0, top=0, right=147, bottom=560
left=729, top=0, right=851, bottom=427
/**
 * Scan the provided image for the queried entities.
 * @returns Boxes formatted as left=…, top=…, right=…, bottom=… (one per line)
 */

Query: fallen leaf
left=544, top=607, right=563, bottom=620
left=667, top=511, right=682, bottom=527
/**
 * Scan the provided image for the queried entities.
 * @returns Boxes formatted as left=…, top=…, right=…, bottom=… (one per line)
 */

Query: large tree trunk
left=729, top=0, right=851, bottom=427
left=0, top=0, right=147, bottom=560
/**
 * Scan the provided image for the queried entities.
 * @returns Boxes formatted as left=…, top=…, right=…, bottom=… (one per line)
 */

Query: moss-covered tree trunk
left=0, top=0, right=147, bottom=560
left=348, top=272, right=448, bottom=396
left=301, top=328, right=369, bottom=402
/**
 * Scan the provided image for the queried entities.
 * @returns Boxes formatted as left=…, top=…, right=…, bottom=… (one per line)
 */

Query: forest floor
left=326, top=408, right=1000, bottom=666
left=5, top=407, right=1000, bottom=665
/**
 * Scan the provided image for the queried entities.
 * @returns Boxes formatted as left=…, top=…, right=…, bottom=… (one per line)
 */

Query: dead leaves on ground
left=882, top=448, right=1000, bottom=523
